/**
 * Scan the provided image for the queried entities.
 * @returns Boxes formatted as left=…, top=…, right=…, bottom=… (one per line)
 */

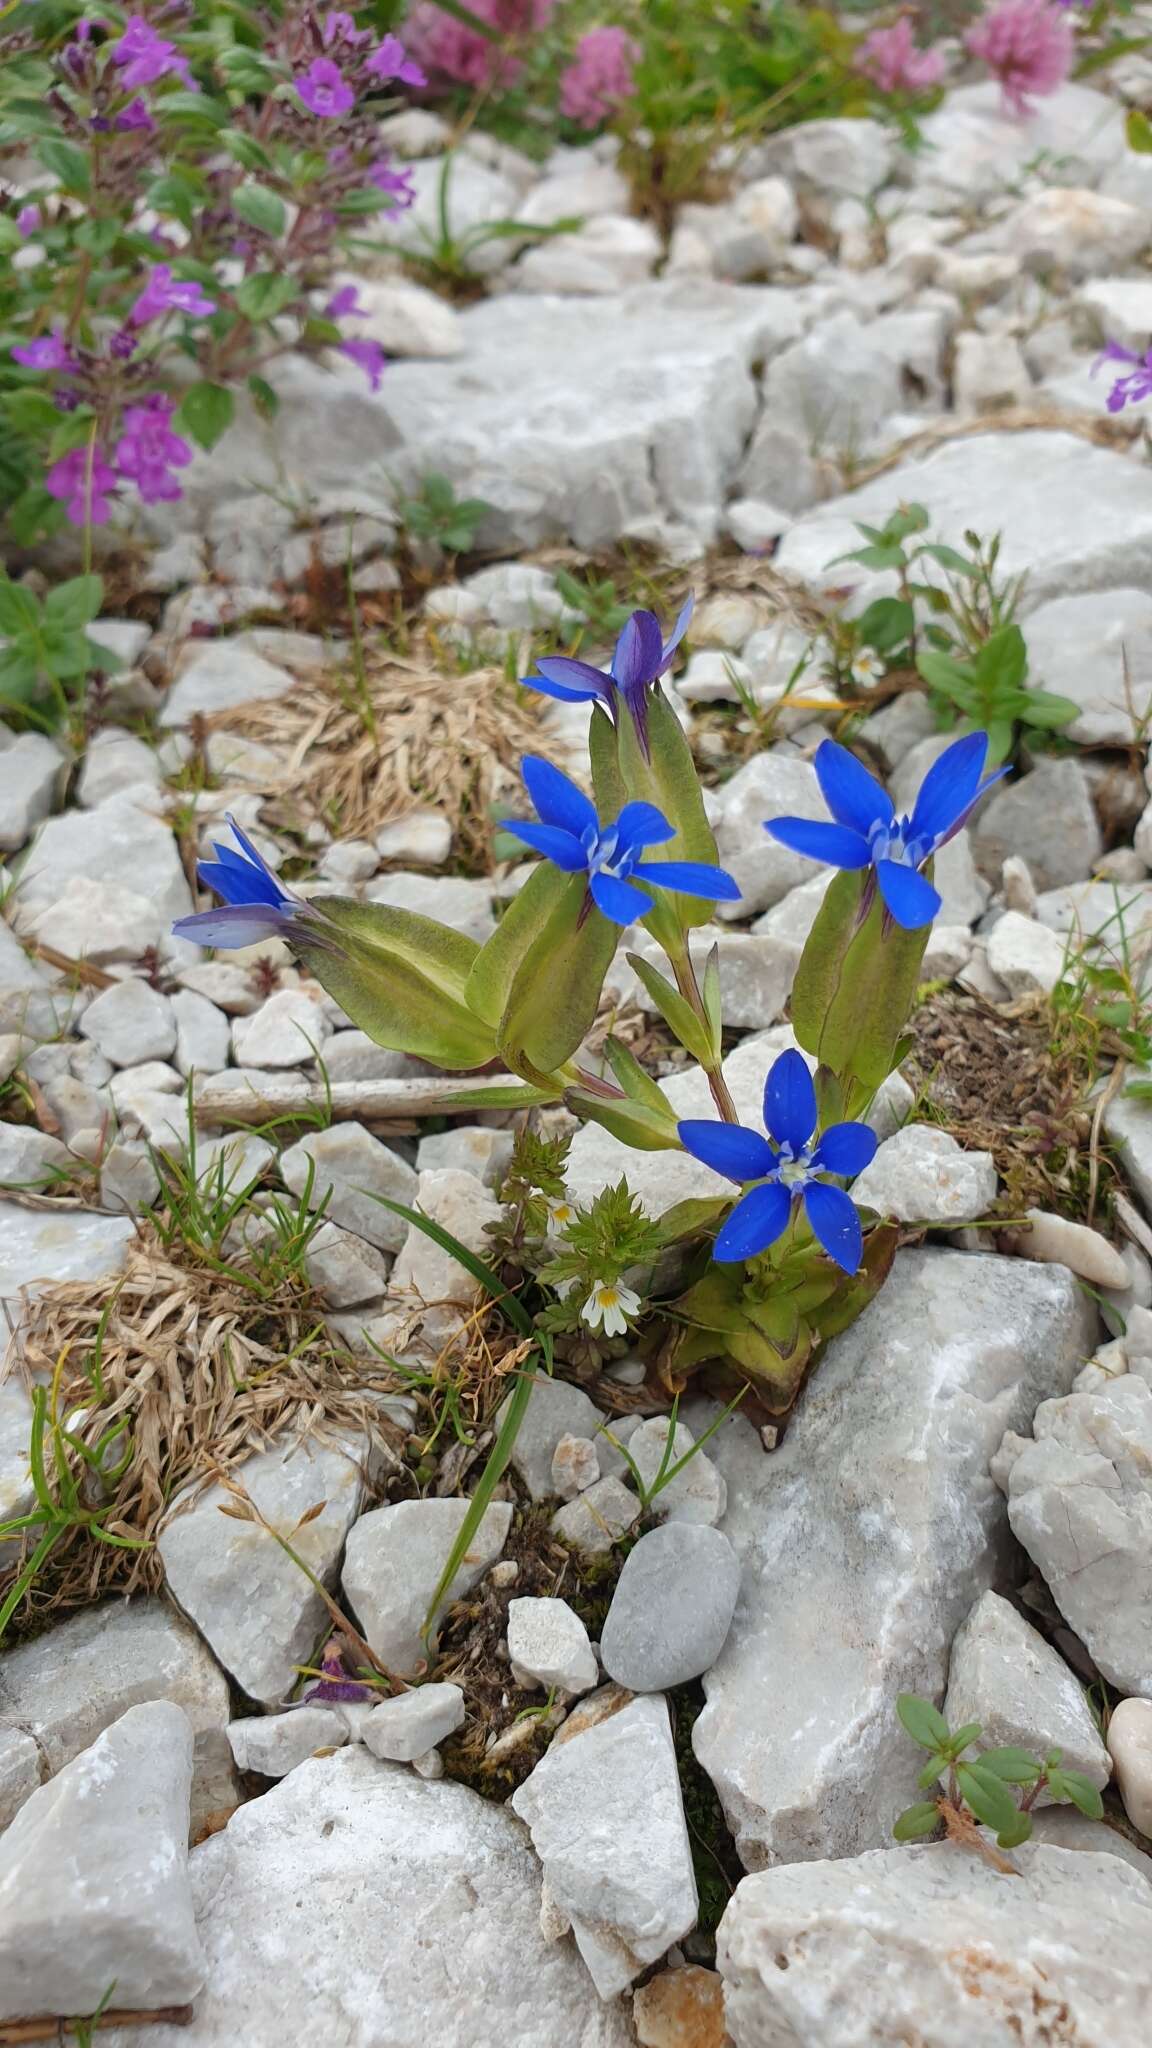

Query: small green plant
left=600, top=1387, right=747, bottom=1511
left=916, top=625, right=1078, bottom=767
left=1050, top=889, right=1152, bottom=1075
left=375, top=150, right=579, bottom=286
left=552, top=567, right=633, bottom=639
left=0, top=570, right=119, bottom=731
left=399, top=471, right=492, bottom=555
left=893, top=1692, right=1104, bottom=1859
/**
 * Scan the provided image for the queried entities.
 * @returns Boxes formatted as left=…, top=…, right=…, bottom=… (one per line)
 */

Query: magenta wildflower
left=367, top=157, right=417, bottom=207
left=11, top=328, right=76, bottom=372
left=296, top=56, right=356, bottom=116
left=325, top=283, right=368, bottom=320
left=114, top=393, right=193, bottom=504
left=116, top=95, right=156, bottom=131
left=964, top=0, right=1072, bottom=115
left=111, top=15, right=195, bottom=89
left=855, top=18, right=947, bottom=94
left=16, top=205, right=39, bottom=236
left=559, top=25, right=641, bottom=127
left=403, top=0, right=554, bottom=90
left=364, top=32, right=427, bottom=85
left=322, top=10, right=372, bottom=47
left=339, top=337, right=386, bottom=390
left=129, top=262, right=217, bottom=327
left=1092, top=340, right=1152, bottom=412
left=46, top=445, right=118, bottom=526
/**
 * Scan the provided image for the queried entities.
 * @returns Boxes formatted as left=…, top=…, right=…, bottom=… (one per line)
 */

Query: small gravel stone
left=178, top=963, right=263, bottom=1015
left=851, top=1124, right=998, bottom=1225
left=280, top=1122, right=418, bottom=1251
left=0, top=1121, right=71, bottom=1186
left=27, top=875, right=164, bottom=964
left=227, top=1707, right=347, bottom=1777
left=507, top=1597, right=599, bottom=1694
left=623, top=1418, right=727, bottom=1527
left=503, top=1376, right=624, bottom=1501
left=550, top=1433, right=600, bottom=1499
left=0, top=735, right=64, bottom=852
left=0, top=1726, right=41, bottom=1832
left=79, top=976, right=176, bottom=1067
left=600, top=1524, right=741, bottom=1692
left=551, top=1476, right=641, bottom=1557
left=232, top=989, right=332, bottom=1069
left=374, top=810, right=454, bottom=865
left=342, top=1497, right=512, bottom=1675
left=172, top=988, right=231, bottom=1077
left=303, top=1220, right=391, bottom=1307
left=362, top=1684, right=465, bottom=1761
left=1107, top=1697, right=1152, bottom=1838
left=1009, top=1209, right=1131, bottom=1290
left=415, top=1124, right=514, bottom=1185
left=986, top=910, right=1068, bottom=996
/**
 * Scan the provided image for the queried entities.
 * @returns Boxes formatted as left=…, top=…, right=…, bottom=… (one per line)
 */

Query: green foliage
left=399, top=471, right=492, bottom=554
left=0, top=570, right=116, bottom=730
left=894, top=1692, right=1105, bottom=1851
left=536, top=1178, right=664, bottom=1336
left=791, top=867, right=930, bottom=1103
left=552, top=568, right=633, bottom=638
left=916, top=626, right=1077, bottom=768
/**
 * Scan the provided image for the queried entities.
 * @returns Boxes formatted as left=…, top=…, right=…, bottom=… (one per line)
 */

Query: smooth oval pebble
left=1107, top=1696, right=1152, bottom=1837
left=599, top=1523, right=741, bottom=1692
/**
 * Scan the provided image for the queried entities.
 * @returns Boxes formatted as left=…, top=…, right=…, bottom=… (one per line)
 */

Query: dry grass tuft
left=210, top=651, right=555, bottom=868
left=1, top=1235, right=407, bottom=1629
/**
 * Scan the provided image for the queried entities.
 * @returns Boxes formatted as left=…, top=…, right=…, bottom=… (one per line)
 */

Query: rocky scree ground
left=5, top=42, right=1152, bottom=2048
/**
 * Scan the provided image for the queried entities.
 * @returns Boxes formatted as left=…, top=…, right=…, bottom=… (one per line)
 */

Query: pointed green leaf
left=296, top=897, right=495, bottom=1070
left=791, top=869, right=929, bottom=1092
left=43, top=574, right=103, bottom=631
left=893, top=1801, right=942, bottom=1841
left=1048, top=1768, right=1104, bottom=1819
left=466, top=863, right=571, bottom=1029
left=565, top=1089, right=683, bottom=1151
left=979, top=1746, right=1042, bottom=1784
left=956, top=1761, right=1021, bottom=1836
left=499, top=885, right=619, bottom=1082
left=896, top=1693, right=952, bottom=1751
left=626, top=952, right=714, bottom=1067
left=602, top=1035, right=677, bottom=1117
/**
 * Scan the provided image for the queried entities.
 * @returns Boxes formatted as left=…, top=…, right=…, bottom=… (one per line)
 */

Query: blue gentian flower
left=523, top=596, right=693, bottom=756
left=764, top=731, right=1006, bottom=930
left=678, top=1049, right=877, bottom=1271
left=172, top=816, right=312, bottom=948
left=506, top=755, right=740, bottom=926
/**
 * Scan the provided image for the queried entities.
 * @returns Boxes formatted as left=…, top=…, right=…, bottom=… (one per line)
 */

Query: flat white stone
left=945, top=1590, right=1110, bottom=1793
left=362, top=1683, right=465, bottom=1761
left=507, top=1598, right=599, bottom=1695
left=279, top=1122, right=418, bottom=1251
left=341, top=1497, right=512, bottom=1676
left=851, top=1124, right=998, bottom=1226
left=227, top=1706, right=347, bottom=1777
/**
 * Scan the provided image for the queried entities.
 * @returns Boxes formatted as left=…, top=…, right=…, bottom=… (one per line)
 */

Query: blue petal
left=763, top=818, right=871, bottom=868
left=589, top=871, right=650, bottom=925
left=814, top=739, right=893, bottom=838
left=524, top=669, right=604, bottom=706
left=502, top=819, right=588, bottom=871
left=531, top=654, right=614, bottom=702
left=613, top=801, right=674, bottom=855
left=197, top=856, right=285, bottom=910
left=713, top=1180, right=793, bottom=1262
left=802, top=1180, right=863, bottom=1274
left=520, top=755, right=598, bottom=839
left=810, top=1120, right=878, bottom=1177
left=907, top=732, right=987, bottom=849
left=657, top=592, right=694, bottom=670
left=172, top=904, right=291, bottom=948
left=676, top=1119, right=777, bottom=1182
left=612, top=609, right=663, bottom=693
left=630, top=859, right=742, bottom=902
left=223, top=812, right=283, bottom=883
left=940, top=762, right=1010, bottom=844
left=875, top=859, right=941, bottom=930
left=763, top=1048, right=817, bottom=1152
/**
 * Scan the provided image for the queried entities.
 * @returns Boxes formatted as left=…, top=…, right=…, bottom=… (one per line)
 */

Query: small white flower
left=546, top=1193, right=577, bottom=1232
left=849, top=646, right=886, bottom=690
left=581, top=1279, right=641, bottom=1338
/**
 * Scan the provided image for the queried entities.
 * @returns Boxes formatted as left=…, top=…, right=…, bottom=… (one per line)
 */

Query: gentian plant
left=175, top=597, right=1006, bottom=1410
left=0, top=2, right=423, bottom=545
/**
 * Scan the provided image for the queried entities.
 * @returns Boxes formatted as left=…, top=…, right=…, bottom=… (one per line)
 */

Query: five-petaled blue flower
left=523, top=597, right=693, bottom=756
left=507, top=756, right=740, bottom=926
left=678, top=1049, right=877, bottom=1271
left=172, top=817, right=311, bottom=949
left=764, top=730, right=1006, bottom=931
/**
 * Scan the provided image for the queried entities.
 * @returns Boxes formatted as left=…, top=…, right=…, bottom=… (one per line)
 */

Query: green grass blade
left=0, top=1523, right=61, bottom=1643
left=364, top=1194, right=533, bottom=1337
left=419, top=1345, right=545, bottom=1643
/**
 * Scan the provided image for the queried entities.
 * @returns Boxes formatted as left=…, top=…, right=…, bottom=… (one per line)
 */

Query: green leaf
left=857, top=596, right=914, bottom=653
left=956, top=1761, right=1022, bottom=1837
left=791, top=865, right=930, bottom=1093
left=247, top=375, right=279, bottom=421
left=295, top=897, right=496, bottom=1071
left=884, top=503, right=930, bottom=540
left=834, top=542, right=907, bottom=572
left=36, top=136, right=90, bottom=196
left=916, top=542, right=980, bottom=577
left=233, top=182, right=288, bottom=238
left=896, top=1693, right=952, bottom=1752
left=892, top=1800, right=941, bottom=1841
left=499, top=885, right=620, bottom=1083
left=3, top=389, right=63, bottom=434
left=976, top=622, right=1027, bottom=694
left=235, top=272, right=297, bottom=322
left=146, top=169, right=206, bottom=230
left=565, top=1089, right=683, bottom=1151
left=466, top=863, right=573, bottom=1030
left=994, top=1809, right=1034, bottom=1849
left=176, top=382, right=235, bottom=453
left=1024, top=689, right=1078, bottom=730
left=1047, top=1768, right=1104, bottom=1819
left=626, top=952, right=714, bottom=1068
left=435, top=1079, right=561, bottom=1110
left=222, top=127, right=274, bottom=172
left=1127, top=107, right=1152, bottom=153
left=916, top=648, right=972, bottom=696
left=602, top=1035, right=678, bottom=1119
left=43, top=573, right=103, bottom=631
left=979, top=1746, right=1043, bottom=1785
left=0, top=580, right=41, bottom=638
left=157, top=91, right=229, bottom=128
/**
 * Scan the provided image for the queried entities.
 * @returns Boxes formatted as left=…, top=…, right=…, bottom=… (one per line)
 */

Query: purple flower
left=855, top=19, right=947, bottom=94
left=129, top=262, right=217, bottom=327
left=339, top=336, right=386, bottom=390
left=116, top=95, right=156, bottom=131
left=367, top=157, right=417, bottom=208
left=114, top=392, right=193, bottom=504
left=1093, top=339, right=1152, bottom=412
left=322, top=10, right=372, bottom=47
left=46, top=445, right=118, bottom=526
left=16, top=205, right=40, bottom=237
left=302, top=1638, right=379, bottom=1704
left=523, top=596, right=693, bottom=758
left=559, top=26, right=640, bottom=128
left=325, top=283, right=368, bottom=320
left=296, top=56, right=356, bottom=116
left=678, top=1049, right=877, bottom=1272
left=404, top=0, right=554, bottom=90
left=364, top=32, right=427, bottom=86
left=964, top=0, right=1072, bottom=115
left=111, top=15, right=195, bottom=89
left=504, top=755, right=740, bottom=926
left=765, top=732, right=1006, bottom=930
left=11, top=328, right=76, bottom=372
left=172, top=816, right=312, bottom=948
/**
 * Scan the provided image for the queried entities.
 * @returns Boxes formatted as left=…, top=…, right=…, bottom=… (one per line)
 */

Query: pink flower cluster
left=855, top=18, right=946, bottom=96
left=559, top=25, right=640, bottom=127
left=295, top=27, right=426, bottom=117
left=403, top=0, right=555, bottom=90
left=964, top=0, right=1073, bottom=115
left=44, top=394, right=193, bottom=524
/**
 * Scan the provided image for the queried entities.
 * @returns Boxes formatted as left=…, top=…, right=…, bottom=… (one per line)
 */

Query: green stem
left=669, top=941, right=738, bottom=1123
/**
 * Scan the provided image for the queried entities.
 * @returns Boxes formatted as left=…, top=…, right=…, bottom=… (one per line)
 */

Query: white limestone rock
left=717, top=1841, right=1152, bottom=2048
left=972, top=760, right=1102, bottom=893
left=1024, top=588, right=1152, bottom=745
left=511, top=1691, right=699, bottom=2000
left=507, top=1597, right=599, bottom=1695
left=0, top=1724, right=40, bottom=1832
left=172, top=988, right=231, bottom=1078
left=0, top=1701, right=204, bottom=2024
left=622, top=1417, right=727, bottom=1527
left=1008, top=1209, right=1130, bottom=1290
left=303, top=1220, right=391, bottom=1308
left=161, top=641, right=297, bottom=726
left=1107, top=1696, right=1152, bottom=1838
left=985, top=910, right=1068, bottom=996
left=944, top=1590, right=1110, bottom=1793
left=27, top=874, right=166, bottom=964
left=79, top=976, right=176, bottom=1067
left=78, top=728, right=162, bottom=808
left=693, top=1249, right=1098, bottom=1867
left=12, top=796, right=194, bottom=933
left=226, top=1706, right=347, bottom=1777
left=851, top=1124, right=997, bottom=1226
left=362, top=1683, right=465, bottom=1762
left=341, top=1497, right=512, bottom=1676
left=279, top=1121, right=418, bottom=1251
left=713, top=752, right=826, bottom=916
left=384, top=1167, right=504, bottom=1358
left=552, top=1476, right=641, bottom=1558
left=0, top=734, right=64, bottom=853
